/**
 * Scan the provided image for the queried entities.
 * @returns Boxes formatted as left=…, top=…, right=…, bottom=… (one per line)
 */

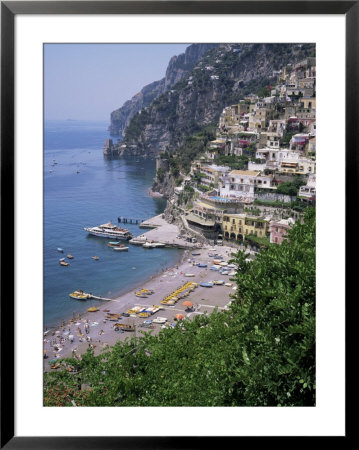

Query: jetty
left=129, top=215, right=201, bottom=249
left=118, top=216, right=150, bottom=225
left=69, top=291, right=116, bottom=302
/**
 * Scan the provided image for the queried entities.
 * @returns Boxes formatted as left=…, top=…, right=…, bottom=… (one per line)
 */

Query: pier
left=118, top=216, right=149, bottom=225
left=70, top=291, right=121, bottom=302
left=131, top=214, right=202, bottom=249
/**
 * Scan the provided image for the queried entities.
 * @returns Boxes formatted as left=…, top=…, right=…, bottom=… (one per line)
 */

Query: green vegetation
left=276, top=177, right=306, bottom=196
left=156, top=168, right=165, bottom=183
left=284, top=132, right=295, bottom=145
left=244, top=234, right=270, bottom=248
left=44, top=209, right=315, bottom=407
left=198, top=184, right=212, bottom=192
left=215, top=155, right=249, bottom=170
left=123, top=109, right=151, bottom=145
left=244, top=207, right=261, bottom=216
left=177, top=185, right=195, bottom=205
left=257, top=85, right=271, bottom=98
left=172, top=125, right=217, bottom=173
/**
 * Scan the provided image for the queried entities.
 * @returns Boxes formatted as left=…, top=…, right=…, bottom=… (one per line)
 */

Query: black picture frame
left=1, top=1, right=355, bottom=447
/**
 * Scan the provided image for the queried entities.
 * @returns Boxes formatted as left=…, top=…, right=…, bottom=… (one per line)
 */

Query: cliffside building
left=222, top=213, right=269, bottom=241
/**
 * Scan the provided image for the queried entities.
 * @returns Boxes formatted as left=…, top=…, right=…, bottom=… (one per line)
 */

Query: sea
left=44, top=120, right=183, bottom=327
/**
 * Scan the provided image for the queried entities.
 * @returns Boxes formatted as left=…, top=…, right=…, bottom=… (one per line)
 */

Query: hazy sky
left=44, top=43, right=189, bottom=121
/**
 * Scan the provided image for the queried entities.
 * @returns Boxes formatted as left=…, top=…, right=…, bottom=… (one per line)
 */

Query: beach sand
left=43, top=244, right=239, bottom=371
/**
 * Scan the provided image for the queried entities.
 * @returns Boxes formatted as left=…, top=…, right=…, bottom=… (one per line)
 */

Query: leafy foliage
left=215, top=154, right=249, bottom=170
left=276, top=177, right=306, bottom=196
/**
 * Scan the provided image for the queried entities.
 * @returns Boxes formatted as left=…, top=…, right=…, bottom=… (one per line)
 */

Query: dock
left=70, top=291, right=119, bottom=302
left=129, top=215, right=201, bottom=249
left=118, top=216, right=150, bottom=225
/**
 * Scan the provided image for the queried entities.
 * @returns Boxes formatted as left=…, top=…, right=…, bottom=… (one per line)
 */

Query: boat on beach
left=84, top=222, right=133, bottom=240
left=113, top=323, right=135, bottom=332
left=200, top=282, right=213, bottom=287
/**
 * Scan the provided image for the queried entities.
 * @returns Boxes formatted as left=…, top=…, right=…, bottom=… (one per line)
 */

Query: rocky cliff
left=108, top=43, right=219, bottom=136
left=122, top=43, right=315, bottom=155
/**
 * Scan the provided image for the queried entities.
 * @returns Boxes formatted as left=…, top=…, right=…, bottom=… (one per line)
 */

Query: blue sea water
left=44, top=120, right=182, bottom=327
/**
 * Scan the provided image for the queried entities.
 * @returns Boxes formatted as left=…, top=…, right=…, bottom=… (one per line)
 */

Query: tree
left=230, top=208, right=316, bottom=405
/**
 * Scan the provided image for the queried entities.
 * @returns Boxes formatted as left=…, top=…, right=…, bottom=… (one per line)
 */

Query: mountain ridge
left=109, top=44, right=219, bottom=136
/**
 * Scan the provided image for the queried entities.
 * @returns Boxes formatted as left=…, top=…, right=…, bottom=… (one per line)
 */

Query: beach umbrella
left=182, top=301, right=193, bottom=308
left=175, top=314, right=184, bottom=320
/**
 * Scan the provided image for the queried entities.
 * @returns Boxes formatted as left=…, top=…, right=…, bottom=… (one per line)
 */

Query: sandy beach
left=43, top=244, right=239, bottom=371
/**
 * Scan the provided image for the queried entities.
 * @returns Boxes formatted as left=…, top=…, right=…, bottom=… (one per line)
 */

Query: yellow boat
left=69, top=292, right=88, bottom=300
left=88, top=306, right=99, bottom=312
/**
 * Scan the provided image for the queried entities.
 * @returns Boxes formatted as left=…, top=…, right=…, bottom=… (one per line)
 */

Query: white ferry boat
left=84, top=222, right=133, bottom=240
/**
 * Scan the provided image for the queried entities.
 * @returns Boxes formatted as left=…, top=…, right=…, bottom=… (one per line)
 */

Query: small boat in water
left=113, top=246, right=128, bottom=251
left=92, top=256, right=99, bottom=260
left=57, top=248, right=64, bottom=253
left=107, top=241, right=121, bottom=247
left=69, top=292, right=88, bottom=300
left=60, top=261, right=69, bottom=266
left=67, top=254, right=74, bottom=259
left=69, top=290, right=92, bottom=300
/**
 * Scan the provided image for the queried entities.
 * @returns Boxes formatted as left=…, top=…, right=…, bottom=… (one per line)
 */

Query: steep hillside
left=123, top=43, right=315, bottom=155
left=109, top=44, right=219, bottom=136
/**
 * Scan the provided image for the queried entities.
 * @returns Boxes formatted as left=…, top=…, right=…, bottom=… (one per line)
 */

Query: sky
left=44, top=43, right=190, bottom=121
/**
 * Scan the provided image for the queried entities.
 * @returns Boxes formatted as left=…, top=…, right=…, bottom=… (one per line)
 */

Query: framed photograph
left=1, top=1, right=354, bottom=447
